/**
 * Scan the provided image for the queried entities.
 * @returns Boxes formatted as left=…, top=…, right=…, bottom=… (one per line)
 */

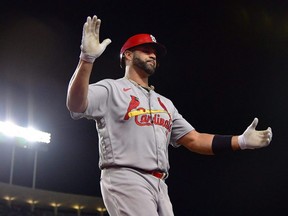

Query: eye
left=143, top=49, right=151, bottom=54
left=133, top=46, right=156, bottom=55
left=142, top=48, right=156, bottom=54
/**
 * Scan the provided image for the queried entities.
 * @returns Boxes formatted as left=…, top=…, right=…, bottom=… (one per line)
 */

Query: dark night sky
left=1, top=0, right=288, bottom=215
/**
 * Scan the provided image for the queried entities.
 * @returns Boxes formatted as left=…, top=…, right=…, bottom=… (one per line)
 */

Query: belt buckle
left=160, top=172, right=166, bottom=180
left=152, top=171, right=166, bottom=180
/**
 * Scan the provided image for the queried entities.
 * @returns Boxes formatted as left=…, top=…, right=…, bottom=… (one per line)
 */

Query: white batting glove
left=80, top=15, right=112, bottom=63
left=238, top=118, right=272, bottom=150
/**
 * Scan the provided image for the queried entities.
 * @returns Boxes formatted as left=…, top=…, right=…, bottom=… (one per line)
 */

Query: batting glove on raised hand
left=238, top=118, right=272, bottom=150
left=80, top=15, right=111, bottom=63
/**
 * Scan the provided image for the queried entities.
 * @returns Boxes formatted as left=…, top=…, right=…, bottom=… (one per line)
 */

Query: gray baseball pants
left=100, top=167, right=174, bottom=216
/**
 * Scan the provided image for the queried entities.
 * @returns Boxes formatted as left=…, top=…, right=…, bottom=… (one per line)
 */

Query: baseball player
left=66, top=15, right=273, bottom=216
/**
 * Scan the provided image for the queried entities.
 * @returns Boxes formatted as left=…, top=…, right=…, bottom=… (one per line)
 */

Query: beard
left=132, top=56, right=156, bottom=76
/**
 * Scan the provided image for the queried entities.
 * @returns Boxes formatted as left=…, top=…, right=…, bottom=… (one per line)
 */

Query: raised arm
left=66, top=15, right=111, bottom=113
left=177, top=118, right=273, bottom=155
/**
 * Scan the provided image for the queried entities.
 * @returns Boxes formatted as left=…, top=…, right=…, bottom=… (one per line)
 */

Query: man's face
left=131, top=45, right=157, bottom=75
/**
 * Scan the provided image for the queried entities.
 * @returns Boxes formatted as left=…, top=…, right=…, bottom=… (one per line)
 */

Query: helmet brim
left=126, top=42, right=167, bottom=58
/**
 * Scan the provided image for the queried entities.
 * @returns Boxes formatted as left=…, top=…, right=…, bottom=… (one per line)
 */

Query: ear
left=124, top=50, right=133, bottom=61
left=122, top=50, right=134, bottom=67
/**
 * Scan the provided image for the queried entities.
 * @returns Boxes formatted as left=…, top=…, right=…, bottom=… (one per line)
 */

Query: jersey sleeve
left=169, top=107, right=194, bottom=147
left=70, top=79, right=110, bottom=120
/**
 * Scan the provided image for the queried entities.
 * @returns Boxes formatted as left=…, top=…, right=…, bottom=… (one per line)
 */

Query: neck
left=125, top=77, right=155, bottom=91
left=124, top=68, right=149, bottom=88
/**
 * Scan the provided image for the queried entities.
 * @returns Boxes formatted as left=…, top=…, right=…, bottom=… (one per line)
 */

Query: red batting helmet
left=120, top=33, right=167, bottom=68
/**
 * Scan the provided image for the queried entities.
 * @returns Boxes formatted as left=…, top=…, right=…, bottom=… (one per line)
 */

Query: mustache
left=146, top=59, right=156, bottom=65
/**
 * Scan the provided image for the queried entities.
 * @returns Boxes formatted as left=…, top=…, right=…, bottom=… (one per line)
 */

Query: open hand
left=238, top=118, right=272, bottom=149
left=80, top=15, right=112, bottom=63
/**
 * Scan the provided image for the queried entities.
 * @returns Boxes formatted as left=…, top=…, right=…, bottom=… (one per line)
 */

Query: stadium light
left=27, top=199, right=39, bottom=212
left=3, top=196, right=15, bottom=207
left=73, top=205, right=84, bottom=216
left=0, top=121, right=51, bottom=144
left=0, top=120, right=51, bottom=188
left=97, top=207, right=107, bottom=216
left=51, top=203, right=61, bottom=216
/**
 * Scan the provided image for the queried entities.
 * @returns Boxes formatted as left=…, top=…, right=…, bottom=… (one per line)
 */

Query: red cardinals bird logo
left=124, top=95, right=140, bottom=120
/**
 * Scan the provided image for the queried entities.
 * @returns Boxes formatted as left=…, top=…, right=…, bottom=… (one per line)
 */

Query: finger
left=101, top=38, right=112, bottom=47
left=95, top=19, right=101, bottom=36
left=88, top=16, right=94, bottom=33
left=91, top=15, right=98, bottom=33
left=249, top=117, right=258, bottom=130
left=86, top=16, right=92, bottom=26
left=262, top=127, right=272, bottom=137
left=92, top=15, right=97, bottom=21
left=268, top=127, right=273, bottom=141
left=262, top=130, right=272, bottom=145
left=84, top=16, right=92, bottom=34
left=265, top=136, right=271, bottom=145
left=82, top=22, right=88, bottom=36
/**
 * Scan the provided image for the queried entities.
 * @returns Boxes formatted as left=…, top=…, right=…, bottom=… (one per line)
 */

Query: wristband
left=212, top=135, right=233, bottom=154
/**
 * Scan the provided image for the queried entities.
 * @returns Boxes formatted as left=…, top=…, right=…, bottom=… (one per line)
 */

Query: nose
left=149, top=52, right=156, bottom=60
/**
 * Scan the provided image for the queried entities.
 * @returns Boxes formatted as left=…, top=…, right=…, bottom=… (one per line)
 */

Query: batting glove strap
left=79, top=52, right=97, bottom=63
left=238, top=134, right=247, bottom=150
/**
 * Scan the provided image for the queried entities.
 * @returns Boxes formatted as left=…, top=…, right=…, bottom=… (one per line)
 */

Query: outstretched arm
left=66, top=15, right=111, bottom=113
left=177, top=118, right=272, bottom=155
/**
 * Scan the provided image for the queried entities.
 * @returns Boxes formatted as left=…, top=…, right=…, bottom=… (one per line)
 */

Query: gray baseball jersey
left=71, top=77, right=194, bottom=173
